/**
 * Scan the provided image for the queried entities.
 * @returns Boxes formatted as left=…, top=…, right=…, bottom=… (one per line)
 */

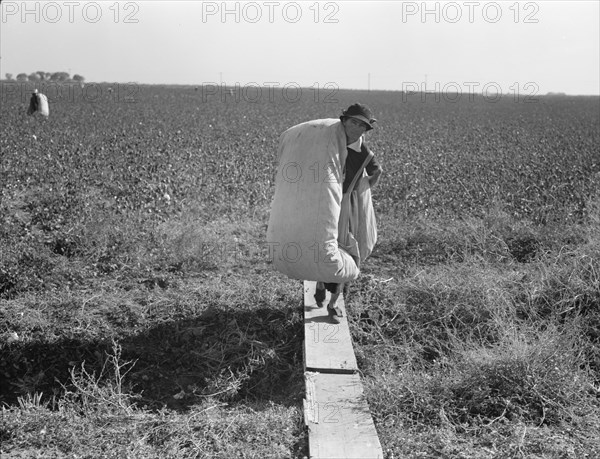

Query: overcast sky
left=1, top=1, right=599, bottom=95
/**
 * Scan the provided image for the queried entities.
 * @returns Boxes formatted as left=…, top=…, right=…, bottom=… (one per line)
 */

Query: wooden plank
left=304, top=372, right=383, bottom=459
left=303, top=281, right=358, bottom=373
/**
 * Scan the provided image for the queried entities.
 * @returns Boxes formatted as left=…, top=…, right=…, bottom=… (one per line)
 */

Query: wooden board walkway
left=303, top=281, right=383, bottom=459
left=303, top=282, right=358, bottom=373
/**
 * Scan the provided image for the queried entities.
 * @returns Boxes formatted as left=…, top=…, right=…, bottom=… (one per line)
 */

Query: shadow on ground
left=0, top=302, right=305, bottom=411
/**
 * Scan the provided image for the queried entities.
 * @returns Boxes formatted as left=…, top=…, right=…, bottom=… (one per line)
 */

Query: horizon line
left=1, top=79, right=599, bottom=97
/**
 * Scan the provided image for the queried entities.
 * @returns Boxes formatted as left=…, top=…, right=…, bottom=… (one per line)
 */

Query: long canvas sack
left=266, top=119, right=360, bottom=283
left=37, top=93, right=49, bottom=116
left=339, top=150, right=377, bottom=264
left=354, top=175, right=377, bottom=261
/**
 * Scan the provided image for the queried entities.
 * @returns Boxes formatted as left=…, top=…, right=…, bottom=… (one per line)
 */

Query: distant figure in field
left=27, top=89, right=49, bottom=117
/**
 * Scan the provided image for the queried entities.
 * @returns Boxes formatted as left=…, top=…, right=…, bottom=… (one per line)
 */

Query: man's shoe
left=314, top=287, right=326, bottom=308
left=327, top=304, right=342, bottom=324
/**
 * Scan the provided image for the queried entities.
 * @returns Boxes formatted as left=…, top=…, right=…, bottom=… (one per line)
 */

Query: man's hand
left=368, top=167, right=382, bottom=187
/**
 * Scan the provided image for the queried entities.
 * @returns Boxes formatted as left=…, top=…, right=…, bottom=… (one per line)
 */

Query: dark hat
left=340, top=103, right=377, bottom=130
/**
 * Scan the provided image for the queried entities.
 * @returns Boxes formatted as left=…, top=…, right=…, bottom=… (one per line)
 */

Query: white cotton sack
left=266, top=119, right=360, bottom=283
